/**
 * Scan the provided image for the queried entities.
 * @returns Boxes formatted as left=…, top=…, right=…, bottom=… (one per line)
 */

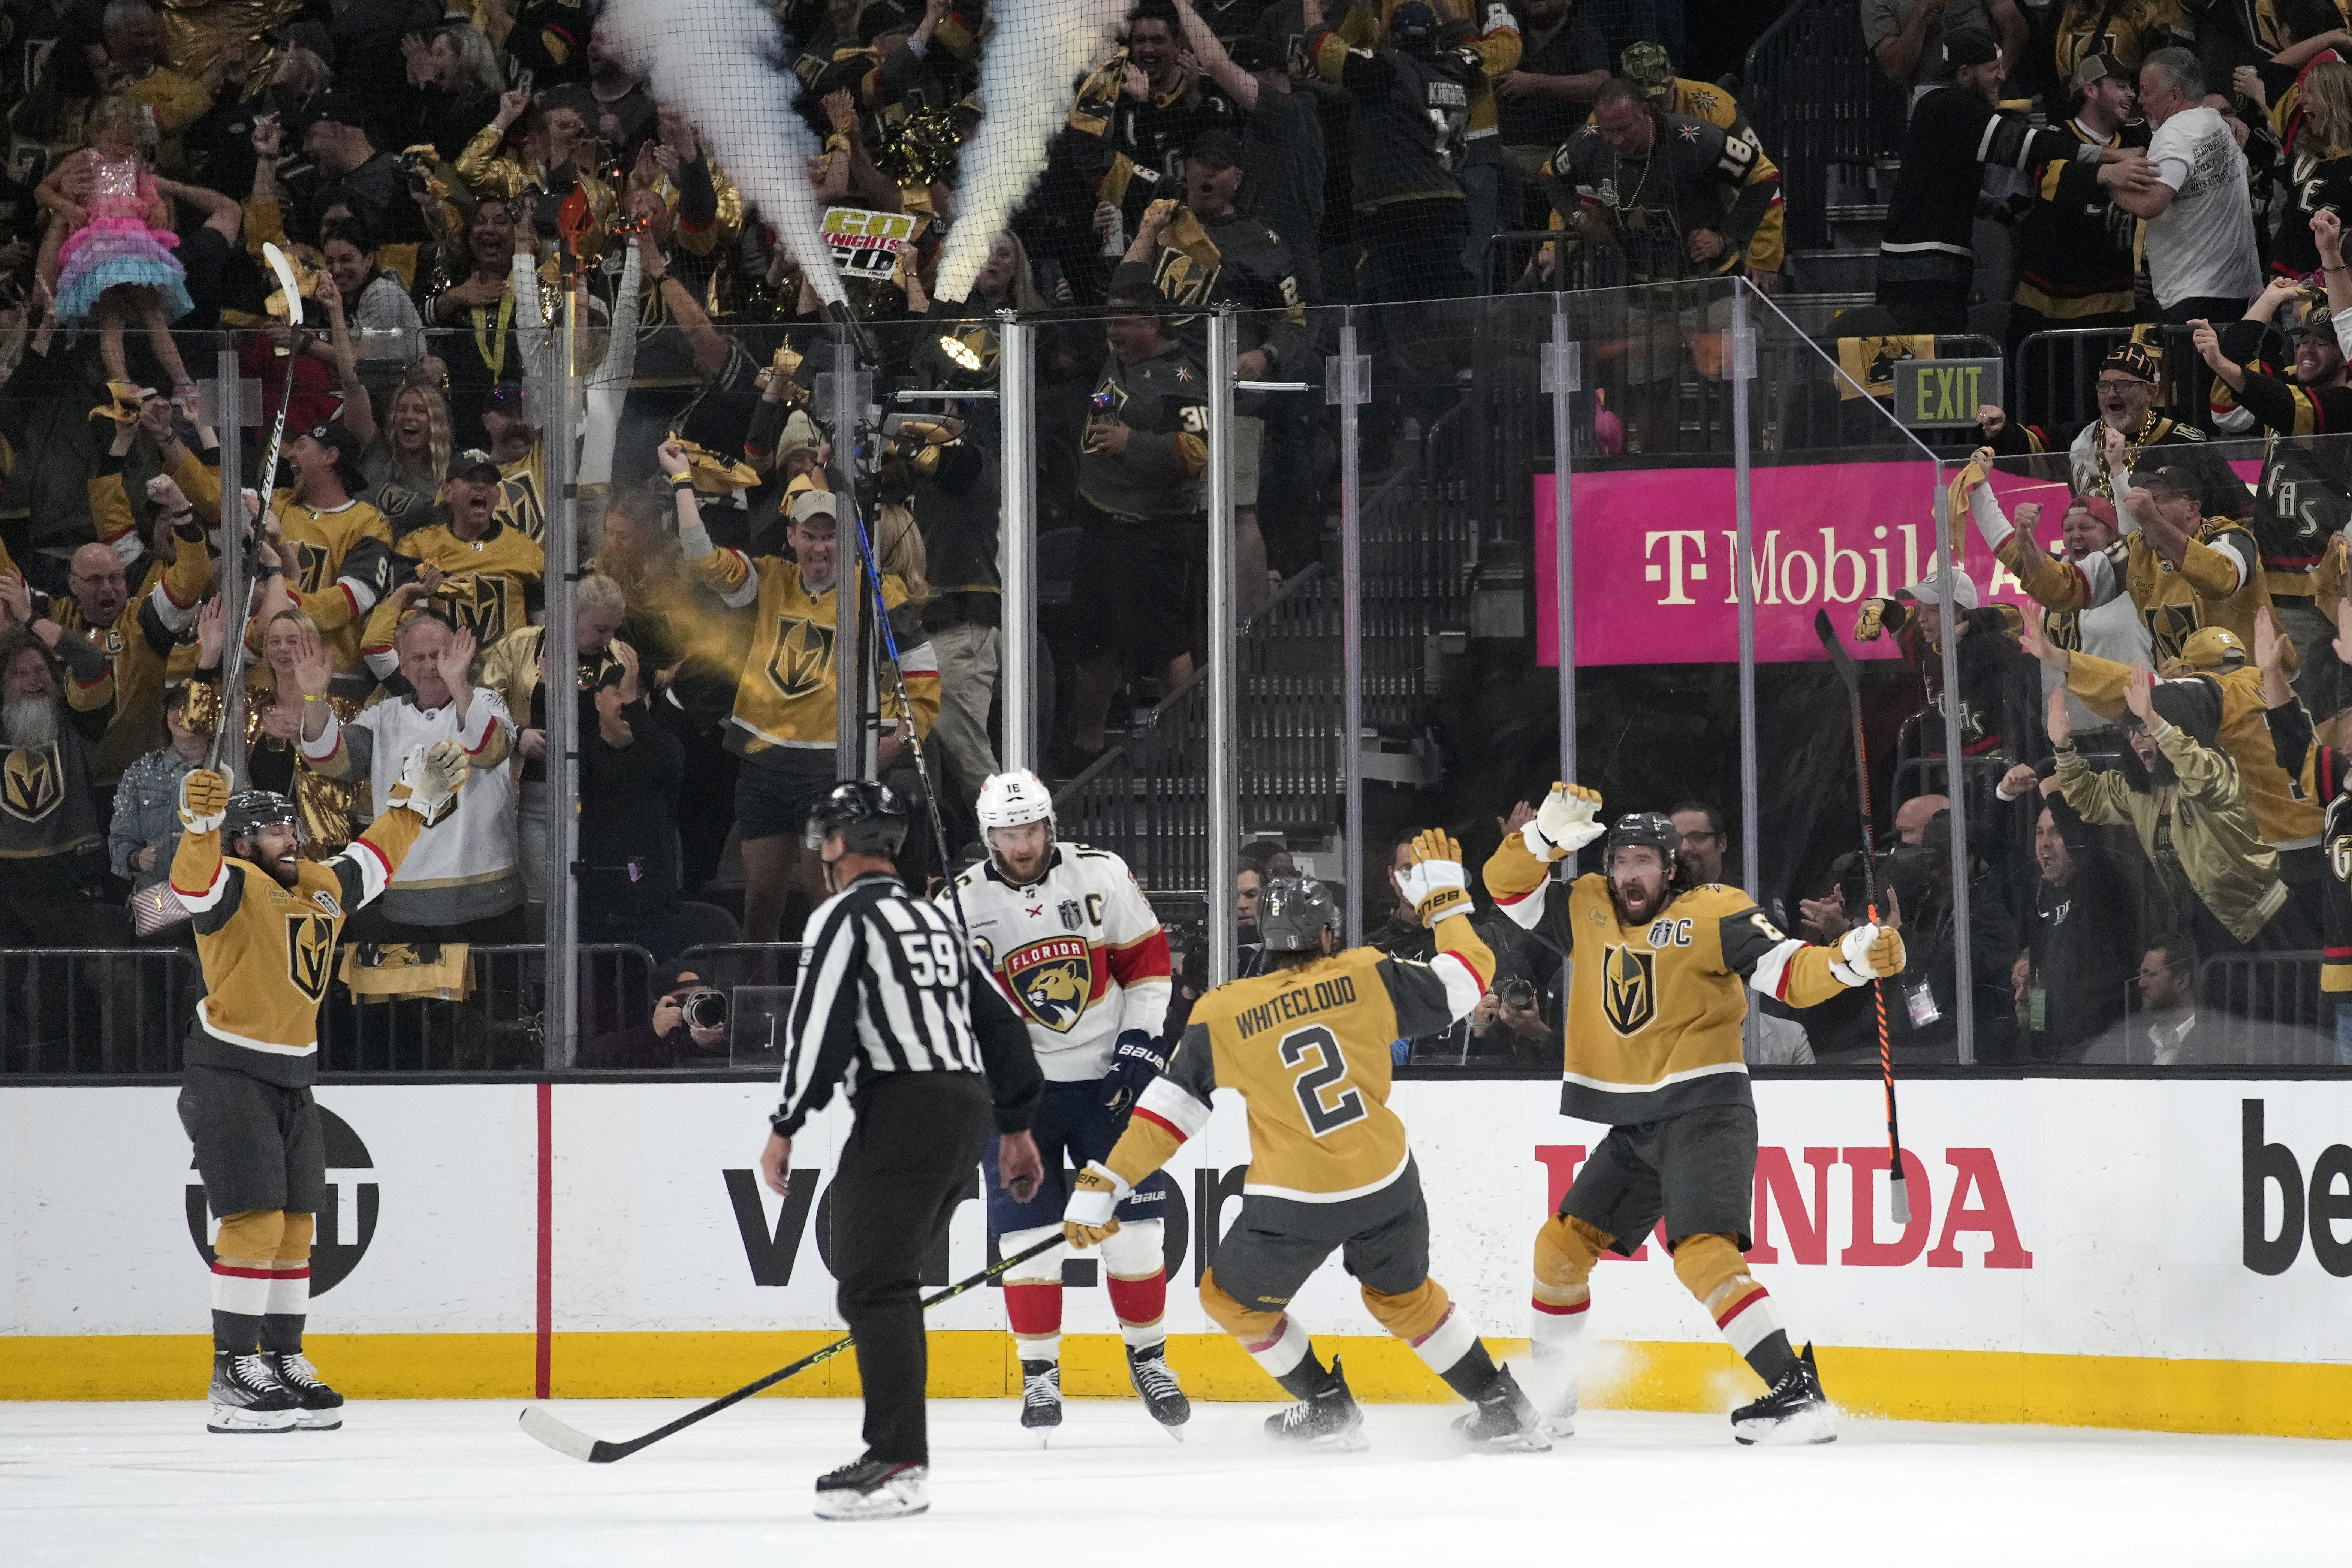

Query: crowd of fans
left=0, top=0, right=2345, bottom=1072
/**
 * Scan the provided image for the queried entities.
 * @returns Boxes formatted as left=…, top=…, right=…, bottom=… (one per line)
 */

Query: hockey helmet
left=1604, top=811, right=1679, bottom=872
left=803, top=779, right=910, bottom=855
left=976, top=768, right=1055, bottom=832
left=223, top=788, right=299, bottom=850
left=1258, top=874, right=1341, bottom=953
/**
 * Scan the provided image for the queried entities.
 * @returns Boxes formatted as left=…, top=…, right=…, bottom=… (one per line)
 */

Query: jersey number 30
left=1280, top=1025, right=1368, bottom=1137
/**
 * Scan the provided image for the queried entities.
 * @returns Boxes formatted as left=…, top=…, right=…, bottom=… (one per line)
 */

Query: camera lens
left=684, top=989, right=727, bottom=1030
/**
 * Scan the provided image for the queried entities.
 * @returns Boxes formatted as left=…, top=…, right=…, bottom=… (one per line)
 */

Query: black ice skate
left=268, top=1351, right=344, bottom=1430
left=1127, top=1342, right=1191, bottom=1437
left=1451, top=1365, right=1552, bottom=1452
left=206, top=1351, right=299, bottom=1434
left=1264, top=1357, right=1368, bottom=1453
left=1020, top=1359, right=1062, bottom=1433
left=1731, top=1342, right=1837, bottom=1446
left=814, top=1456, right=929, bottom=1520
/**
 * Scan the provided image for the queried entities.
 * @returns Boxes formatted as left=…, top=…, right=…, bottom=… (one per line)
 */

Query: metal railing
left=0, top=947, right=203, bottom=1074
left=1742, top=0, right=1909, bottom=253
left=319, top=943, right=655, bottom=1073
left=2014, top=325, right=2204, bottom=438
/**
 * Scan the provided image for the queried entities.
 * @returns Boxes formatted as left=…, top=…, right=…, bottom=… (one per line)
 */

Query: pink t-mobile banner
left=1532, top=461, right=2066, bottom=667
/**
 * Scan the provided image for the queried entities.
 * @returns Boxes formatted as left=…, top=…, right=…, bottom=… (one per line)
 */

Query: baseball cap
left=1935, top=28, right=1999, bottom=75
left=268, top=19, right=336, bottom=67
left=2171, top=626, right=2247, bottom=670
left=2062, top=493, right=2120, bottom=530
left=789, top=488, right=841, bottom=524
left=2070, top=52, right=2126, bottom=92
left=309, top=90, right=367, bottom=130
left=444, top=447, right=502, bottom=484
left=483, top=383, right=530, bottom=423
left=1189, top=129, right=1243, bottom=168
left=2099, top=342, right=2160, bottom=382
left=1899, top=566, right=1980, bottom=610
left=303, top=420, right=358, bottom=458
left=1621, top=41, right=1675, bottom=97
left=2292, top=299, right=2337, bottom=338
left=2134, top=463, right=2198, bottom=498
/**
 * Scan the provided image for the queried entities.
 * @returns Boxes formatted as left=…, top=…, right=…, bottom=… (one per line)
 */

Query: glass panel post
left=539, top=296, right=581, bottom=1068
left=1206, top=310, right=1238, bottom=987
left=830, top=323, right=869, bottom=778
left=1546, top=295, right=1577, bottom=785
left=1336, top=311, right=1366, bottom=946
left=1931, top=479, right=1976, bottom=1063
left=998, top=314, right=1037, bottom=774
left=210, top=345, right=249, bottom=784
left=1731, top=283, right=1761, bottom=903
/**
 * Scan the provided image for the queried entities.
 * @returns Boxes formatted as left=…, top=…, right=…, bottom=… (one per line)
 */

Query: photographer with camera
left=584, top=961, right=732, bottom=1069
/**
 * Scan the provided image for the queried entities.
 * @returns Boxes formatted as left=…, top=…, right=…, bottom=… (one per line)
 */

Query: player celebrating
left=172, top=744, right=467, bottom=1433
left=943, top=768, right=1185, bottom=1434
left=1483, top=787, right=1904, bottom=1445
left=1062, top=838, right=1550, bottom=1454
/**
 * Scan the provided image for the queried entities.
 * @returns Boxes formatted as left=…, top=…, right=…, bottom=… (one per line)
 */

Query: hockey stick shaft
left=205, top=346, right=304, bottom=774
left=1814, top=611, right=1910, bottom=1224
left=518, top=1232, right=1063, bottom=1463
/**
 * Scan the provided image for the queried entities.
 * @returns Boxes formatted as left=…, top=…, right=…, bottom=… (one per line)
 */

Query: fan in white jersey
left=944, top=769, right=1186, bottom=1436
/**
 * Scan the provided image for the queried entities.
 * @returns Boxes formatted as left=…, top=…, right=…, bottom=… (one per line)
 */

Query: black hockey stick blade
left=517, top=1231, right=1067, bottom=1463
left=1814, top=609, right=1861, bottom=694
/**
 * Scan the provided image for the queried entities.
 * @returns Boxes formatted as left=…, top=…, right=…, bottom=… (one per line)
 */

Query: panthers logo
left=1599, top=943, right=1657, bottom=1038
left=286, top=913, right=335, bottom=1003
left=1005, top=937, right=1094, bottom=1033
left=1, top=742, right=63, bottom=823
left=767, top=615, right=837, bottom=699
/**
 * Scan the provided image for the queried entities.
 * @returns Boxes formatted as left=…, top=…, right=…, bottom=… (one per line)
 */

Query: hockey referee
left=756, top=780, right=1044, bottom=1521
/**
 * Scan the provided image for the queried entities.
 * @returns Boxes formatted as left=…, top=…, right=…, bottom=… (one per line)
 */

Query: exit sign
left=1892, top=358, right=2004, bottom=426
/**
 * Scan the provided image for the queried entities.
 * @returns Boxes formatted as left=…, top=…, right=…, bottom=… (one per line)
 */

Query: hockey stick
left=1813, top=609, right=1911, bottom=1225
left=206, top=243, right=306, bottom=775
left=517, top=1232, right=1063, bottom=1463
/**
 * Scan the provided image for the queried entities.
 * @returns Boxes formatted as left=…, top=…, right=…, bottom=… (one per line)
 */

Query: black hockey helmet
left=1258, top=874, right=1341, bottom=953
left=1604, top=811, right=1679, bottom=871
left=803, top=779, right=910, bottom=855
left=223, top=788, right=299, bottom=849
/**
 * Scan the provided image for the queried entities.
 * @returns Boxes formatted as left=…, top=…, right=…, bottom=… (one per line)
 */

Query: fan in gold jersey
left=1064, top=833, right=1550, bottom=1453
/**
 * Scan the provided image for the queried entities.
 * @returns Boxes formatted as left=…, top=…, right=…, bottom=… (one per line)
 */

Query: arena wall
left=4, top=1079, right=2347, bottom=1437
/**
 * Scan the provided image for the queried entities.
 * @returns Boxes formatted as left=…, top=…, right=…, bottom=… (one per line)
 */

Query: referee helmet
left=803, top=780, right=910, bottom=854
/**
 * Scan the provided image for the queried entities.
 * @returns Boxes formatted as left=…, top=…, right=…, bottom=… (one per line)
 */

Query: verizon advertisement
left=3, top=1079, right=2348, bottom=1366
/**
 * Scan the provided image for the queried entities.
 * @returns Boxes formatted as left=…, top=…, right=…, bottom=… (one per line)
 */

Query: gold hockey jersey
left=690, top=549, right=940, bottom=767
left=1485, top=833, right=1854, bottom=1123
left=365, top=518, right=546, bottom=659
left=1106, top=913, right=1491, bottom=1220
left=171, top=805, right=425, bottom=1086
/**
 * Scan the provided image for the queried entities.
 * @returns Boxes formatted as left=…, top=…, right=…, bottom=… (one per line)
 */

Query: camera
left=682, top=988, right=727, bottom=1030
left=1496, top=976, right=1538, bottom=1013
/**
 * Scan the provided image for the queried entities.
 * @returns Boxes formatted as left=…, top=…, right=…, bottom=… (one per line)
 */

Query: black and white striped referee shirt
left=772, top=873, right=1042, bottom=1138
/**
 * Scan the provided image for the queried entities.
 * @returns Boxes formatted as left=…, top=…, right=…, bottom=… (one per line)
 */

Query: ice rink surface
left=4, top=1396, right=2345, bottom=1567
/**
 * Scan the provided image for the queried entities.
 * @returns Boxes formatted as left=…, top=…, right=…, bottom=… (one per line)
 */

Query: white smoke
left=603, top=0, right=844, bottom=306
left=933, top=0, right=1128, bottom=303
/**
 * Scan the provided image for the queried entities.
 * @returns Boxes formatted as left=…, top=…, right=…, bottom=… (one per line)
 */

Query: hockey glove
left=1062, top=1161, right=1130, bottom=1248
left=178, top=768, right=229, bottom=832
left=1830, top=922, right=1905, bottom=987
left=389, top=739, right=468, bottom=827
left=1524, top=781, right=1604, bottom=862
left=1101, top=1030, right=1168, bottom=1120
left=1396, top=829, right=1473, bottom=926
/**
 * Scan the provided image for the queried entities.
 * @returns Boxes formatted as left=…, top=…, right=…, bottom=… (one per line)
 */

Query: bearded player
left=172, top=743, right=466, bottom=1433
left=1063, top=838, right=1548, bottom=1454
left=1484, top=787, right=1904, bottom=1445
left=941, top=769, right=1185, bottom=1435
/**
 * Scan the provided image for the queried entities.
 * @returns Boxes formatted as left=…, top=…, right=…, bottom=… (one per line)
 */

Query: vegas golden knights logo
left=1005, top=937, right=1093, bottom=1033
left=438, top=573, right=508, bottom=643
left=287, top=913, right=335, bottom=1002
left=1600, top=943, right=1657, bottom=1037
left=294, top=540, right=330, bottom=594
left=767, top=615, right=837, bottom=699
left=1, top=742, right=63, bottom=823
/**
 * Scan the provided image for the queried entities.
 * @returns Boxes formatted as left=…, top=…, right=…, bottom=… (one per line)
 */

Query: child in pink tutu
left=35, top=95, right=197, bottom=417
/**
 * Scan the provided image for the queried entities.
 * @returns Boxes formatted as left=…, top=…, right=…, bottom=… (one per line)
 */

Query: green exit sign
left=1892, top=358, right=2004, bottom=426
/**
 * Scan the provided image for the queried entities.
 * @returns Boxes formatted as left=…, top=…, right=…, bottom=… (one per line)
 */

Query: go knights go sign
left=1892, top=358, right=2004, bottom=428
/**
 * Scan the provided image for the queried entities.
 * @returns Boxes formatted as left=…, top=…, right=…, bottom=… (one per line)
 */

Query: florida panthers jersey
left=944, top=843, right=1173, bottom=1081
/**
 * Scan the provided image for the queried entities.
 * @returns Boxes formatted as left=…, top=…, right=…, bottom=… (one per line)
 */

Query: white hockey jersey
left=943, top=842, right=1173, bottom=1082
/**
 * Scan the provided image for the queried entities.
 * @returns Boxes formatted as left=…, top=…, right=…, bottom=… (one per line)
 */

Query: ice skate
left=1452, top=1365, right=1552, bottom=1452
left=1127, top=1342, right=1190, bottom=1437
left=206, top=1351, right=299, bottom=1434
left=1265, top=1358, right=1368, bottom=1453
left=1019, top=1358, right=1062, bottom=1437
left=268, top=1351, right=344, bottom=1430
left=813, top=1456, right=929, bottom=1520
left=1731, top=1342, right=1837, bottom=1446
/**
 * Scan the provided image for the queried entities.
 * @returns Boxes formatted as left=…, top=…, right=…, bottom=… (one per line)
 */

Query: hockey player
left=173, top=742, right=467, bottom=1433
left=944, top=768, right=1186, bottom=1433
left=1064, top=837, right=1550, bottom=1454
left=1484, top=788, right=1905, bottom=1444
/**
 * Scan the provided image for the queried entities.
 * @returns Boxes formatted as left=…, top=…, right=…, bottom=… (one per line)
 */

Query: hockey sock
left=1531, top=1213, right=1605, bottom=1348
left=210, top=1209, right=285, bottom=1354
left=1433, top=1338, right=1501, bottom=1403
left=1361, top=1278, right=1485, bottom=1391
left=998, top=1224, right=1065, bottom=1362
left=1671, top=1232, right=1798, bottom=1384
left=1099, top=1219, right=1167, bottom=1350
left=262, top=1212, right=313, bottom=1354
left=1268, top=1332, right=1340, bottom=1403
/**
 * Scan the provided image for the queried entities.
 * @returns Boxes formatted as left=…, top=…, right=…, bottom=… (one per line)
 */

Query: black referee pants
left=830, top=1070, right=992, bottom=1465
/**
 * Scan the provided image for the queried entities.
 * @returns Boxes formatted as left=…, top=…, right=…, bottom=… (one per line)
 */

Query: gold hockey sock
left=210, top=1209, right=287, bottom=1354
left=1531, top=1213, right=1608, bottom=1353
left=262, top=1212, right=314, bottom=1354
left=1673, top=1232, right=1798, bottom=1383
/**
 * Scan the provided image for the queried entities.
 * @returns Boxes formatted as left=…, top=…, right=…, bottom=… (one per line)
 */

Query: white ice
left=2, top=1397, right=2344, bottom=1567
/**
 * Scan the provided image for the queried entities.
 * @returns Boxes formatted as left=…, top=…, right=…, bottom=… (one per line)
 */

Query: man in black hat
left=585, top=960, right=732, bottom=1068
left=1877, top=30, right=2139, bottom=334
left=301, top=91, right=425, bottom=244
left=757, top=780, right=1043, bottom=1520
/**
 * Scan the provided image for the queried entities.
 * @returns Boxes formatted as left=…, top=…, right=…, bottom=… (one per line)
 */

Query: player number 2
left=898, top=931, right=960, bottom=987
left=1279, top=1025, right=1368, bottom=1137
